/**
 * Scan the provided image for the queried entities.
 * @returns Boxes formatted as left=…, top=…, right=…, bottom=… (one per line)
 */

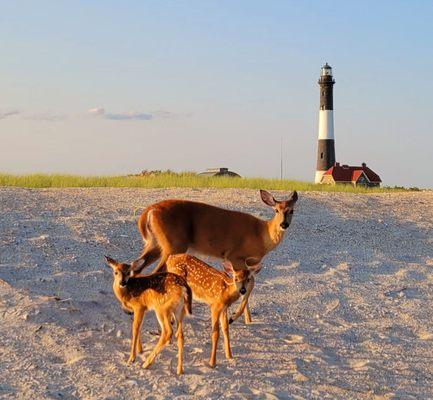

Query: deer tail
left=184, top=283, right=192, bottom=315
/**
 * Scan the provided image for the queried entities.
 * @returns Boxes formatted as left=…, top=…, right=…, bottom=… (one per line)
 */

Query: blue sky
left=1, top=1, right=432, bottom=187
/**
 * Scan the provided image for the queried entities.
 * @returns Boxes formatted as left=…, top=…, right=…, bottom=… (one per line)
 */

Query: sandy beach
left=1, top=187, right=432, bottom=399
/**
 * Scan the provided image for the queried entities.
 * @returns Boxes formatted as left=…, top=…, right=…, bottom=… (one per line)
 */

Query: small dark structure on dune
left=198, top=167, right=241, bottom=178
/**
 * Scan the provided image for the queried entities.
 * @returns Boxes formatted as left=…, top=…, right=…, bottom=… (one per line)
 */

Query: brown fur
left=165, top=254, right=255, bottom=367
left=131, top=190, right=298, bottom=274
left=105, top=257, right=192, bottom=375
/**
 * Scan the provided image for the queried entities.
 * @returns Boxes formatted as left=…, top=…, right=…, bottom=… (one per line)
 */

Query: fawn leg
left=128, top=308, right=144, bottom=364
left=175, top=319, right=184, bottom=375
left=209, top=306, right=221, bottom=368
left=137, top=330, right=143, bottom=354
left=220, top=310, right=233, bottom=359
left=142, top=314, right=173, bottom=369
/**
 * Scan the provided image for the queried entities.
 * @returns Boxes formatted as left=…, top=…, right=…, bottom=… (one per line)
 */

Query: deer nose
left=240, top=287, right=247, bottom=295
left=280, top=222, right=289, bottom=229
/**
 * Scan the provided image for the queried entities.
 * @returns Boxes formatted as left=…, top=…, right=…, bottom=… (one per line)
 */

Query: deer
left=130, top=189, right=298, bottom=322
left=105, top=256, right=192, bottom=375
left=131, top=189, right=297, bottom=274
left=165, top=254, right=260, bottom=367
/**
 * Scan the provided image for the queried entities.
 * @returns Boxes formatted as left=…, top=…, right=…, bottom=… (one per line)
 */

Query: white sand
left=0, top=187, right=432, bottom=399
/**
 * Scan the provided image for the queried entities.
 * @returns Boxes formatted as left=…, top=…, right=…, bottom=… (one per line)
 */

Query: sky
left=1, top=1, right=433, bottom=188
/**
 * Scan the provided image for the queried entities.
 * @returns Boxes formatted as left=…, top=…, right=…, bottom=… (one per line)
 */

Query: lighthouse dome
left=321, top=63, right=332, bottom=76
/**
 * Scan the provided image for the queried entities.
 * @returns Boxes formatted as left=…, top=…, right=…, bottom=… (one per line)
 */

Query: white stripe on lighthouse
left=318, top=110, right=334, bottom=140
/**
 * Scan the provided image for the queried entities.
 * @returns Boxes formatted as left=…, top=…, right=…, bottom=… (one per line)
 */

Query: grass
left=0, top=172, right=411, bottom=193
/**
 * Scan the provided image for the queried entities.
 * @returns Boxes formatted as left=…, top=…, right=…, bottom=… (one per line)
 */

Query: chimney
left=362, top=162, right=366, bottom=168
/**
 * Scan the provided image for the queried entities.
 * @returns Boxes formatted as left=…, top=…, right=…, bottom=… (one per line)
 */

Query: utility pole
left=280, top=136, right=283, bottom=180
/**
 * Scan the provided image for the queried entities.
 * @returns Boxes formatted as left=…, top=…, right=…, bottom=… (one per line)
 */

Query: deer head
left=260, top=190, right=298, bottom=231
left=105, top=256, right=132, bottom=288
left=222, top=259, right=257, bottom=296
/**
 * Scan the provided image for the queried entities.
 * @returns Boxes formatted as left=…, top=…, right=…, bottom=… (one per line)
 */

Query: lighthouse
left=314, top=63, right=336, bottom=184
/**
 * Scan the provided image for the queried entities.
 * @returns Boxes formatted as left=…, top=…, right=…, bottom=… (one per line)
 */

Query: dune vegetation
left=0, top=172, right=413, bottom=192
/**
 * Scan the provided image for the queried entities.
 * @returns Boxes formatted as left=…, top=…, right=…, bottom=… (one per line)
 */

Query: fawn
left=105, top=256, right=192, bottom=375
left=165, top=254, right=259, bottom=367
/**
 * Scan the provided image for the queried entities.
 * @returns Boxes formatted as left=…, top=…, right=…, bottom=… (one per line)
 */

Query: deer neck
left=263, top=216, right=285, bottom=253
left=113, top=283, right=131, bottom=305
left=226, top=281, right=241, bottom=303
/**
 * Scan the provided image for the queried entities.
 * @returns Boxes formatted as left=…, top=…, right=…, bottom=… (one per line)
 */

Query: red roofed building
left=320, top=162, right=381, bottom=187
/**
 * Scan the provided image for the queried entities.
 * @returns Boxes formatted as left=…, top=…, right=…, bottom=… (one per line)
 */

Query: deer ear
left=105, top=256, right=118, bottom=269
left=290, top=191, right=298, bottom=203
left=131, top=258, right=145, bottom=273
left=245, top=257, right=262, bottom=274
left=245, top=257, right=261, bottom=268
left=260, top=190, right=276, bottom=207
left=222, top=259, right=234, bottom=274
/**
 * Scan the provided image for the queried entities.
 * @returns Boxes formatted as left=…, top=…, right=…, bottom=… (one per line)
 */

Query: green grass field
left=0, top=172, right=411, bottom=193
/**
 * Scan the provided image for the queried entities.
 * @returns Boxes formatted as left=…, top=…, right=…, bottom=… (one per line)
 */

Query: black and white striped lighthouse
left=315, top=63, right=336, bottom=183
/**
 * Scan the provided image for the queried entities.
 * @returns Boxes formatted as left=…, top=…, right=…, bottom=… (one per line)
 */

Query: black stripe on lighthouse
left=315, top=63, right=336, bottom=183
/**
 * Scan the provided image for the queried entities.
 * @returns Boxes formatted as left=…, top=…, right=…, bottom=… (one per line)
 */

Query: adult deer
left=131, top=190, right=298, bottom=275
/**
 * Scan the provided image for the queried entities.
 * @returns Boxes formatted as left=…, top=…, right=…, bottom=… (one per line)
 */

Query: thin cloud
left=24, top=111, right=69, bottom=121
left=88, top=107, right=153, bottom=121
left=152, top=110, right=177, bottom=119
left=0, top=110, right=20, bottom=120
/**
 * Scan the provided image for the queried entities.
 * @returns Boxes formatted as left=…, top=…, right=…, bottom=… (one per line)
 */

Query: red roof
left=323, top=163, right=381, bottom=183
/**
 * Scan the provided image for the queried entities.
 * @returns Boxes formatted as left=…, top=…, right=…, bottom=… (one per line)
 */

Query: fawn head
left=260, top=190, right=298, bottom=231
left=222, top=259, right=260, bottom=295
left=105, top=256, right=132, bottom=288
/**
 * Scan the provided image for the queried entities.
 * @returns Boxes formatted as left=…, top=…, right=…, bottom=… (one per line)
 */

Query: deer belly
left=189, top=285, right=217, bottom=306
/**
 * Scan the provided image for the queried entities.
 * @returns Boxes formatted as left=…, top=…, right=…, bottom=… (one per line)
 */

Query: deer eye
left=275, top=209, right=279, bottom=213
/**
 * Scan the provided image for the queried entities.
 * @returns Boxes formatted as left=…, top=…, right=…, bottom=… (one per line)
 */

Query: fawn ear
left=105, top=256, right=118, bottom=269
left=290, top=190, right=298, bottom=203
left=260, top=190, right=276, bottom=207
left=222, top=259, right=235, bottom=275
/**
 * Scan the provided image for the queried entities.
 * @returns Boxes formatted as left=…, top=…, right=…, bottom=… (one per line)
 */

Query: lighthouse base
left=315, top=170, right=325, bottom=184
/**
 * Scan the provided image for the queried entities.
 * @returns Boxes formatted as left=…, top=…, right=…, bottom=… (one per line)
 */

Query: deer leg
left=142, top=314, right=173, bottom=370
left=175, top=319, right=184, bottom=375
left=229, top=275, right=255, bottom=324
left=243, top=302, right=252, bottom=324
left=131, top=245, right=161, bottom=275
left=209, top=306, right=221, bottom=368
left=220, top=310, right=233, bottom=360
left=150, top=243, right=187, bottom=274
left=137, top=330, right=143, bottom=354
left=128, top=308, right=144, bottom=364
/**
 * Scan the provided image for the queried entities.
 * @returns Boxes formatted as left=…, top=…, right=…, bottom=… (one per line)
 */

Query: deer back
left=143, top=200, right=269, bottom=261
left=120, top=273, right=187, bottom=310
left=166, top=254, right=237, bottom=306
